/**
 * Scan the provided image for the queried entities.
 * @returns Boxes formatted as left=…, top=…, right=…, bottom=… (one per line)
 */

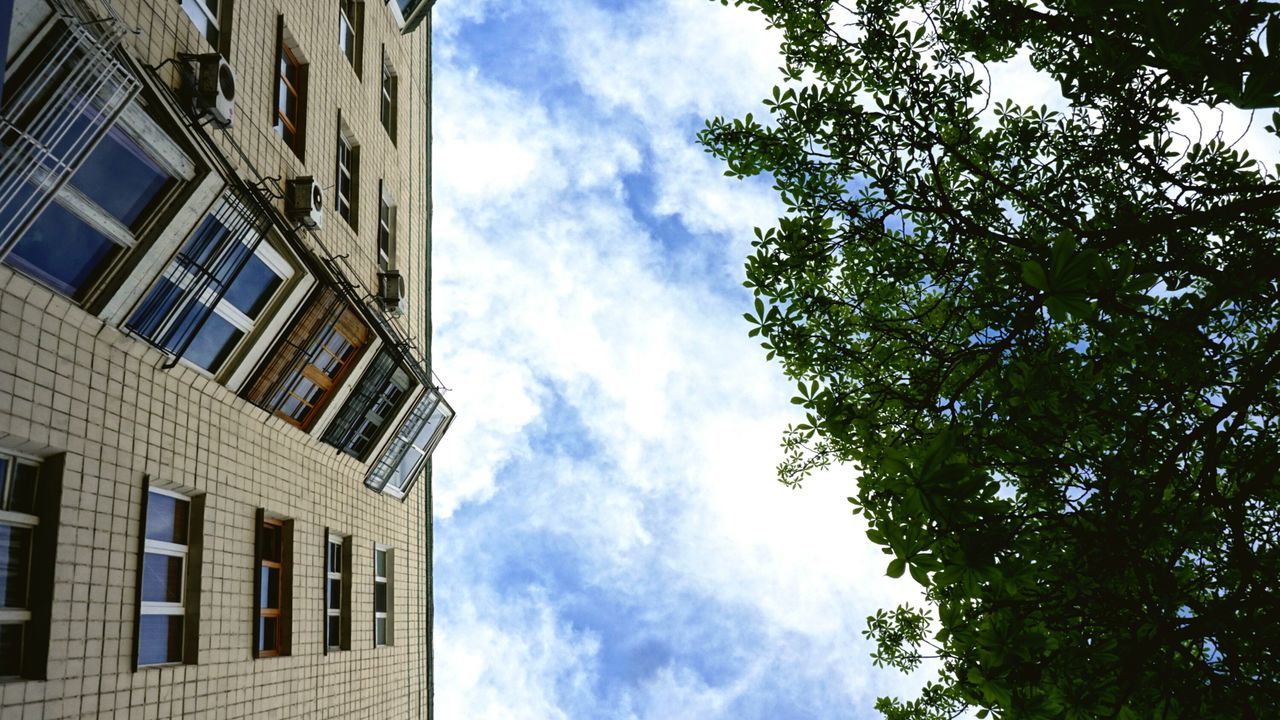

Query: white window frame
left=4, top=99, right=192, bottom=297
left=336, top=127, right=357, bottom=224
left=0, top=451, right=40, bottom=678
left=338, top=2, right=356, bottom=64
left=150, top=203, right=294, bottom=377
left=379, top=53, right=396, bottom=139
left=373, top=545, right=390, bottom=647
left=325, top=534, right=344, bottom=650
left=180, top=0, right=221, bottom=48
left=139, top=487, right=190, bottom=666
left=377, top=183, right=395, bottom=272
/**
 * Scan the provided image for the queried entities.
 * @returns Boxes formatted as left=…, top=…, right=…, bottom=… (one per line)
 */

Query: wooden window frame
left=274, top=18, right=308, bottom=159
left=276, top=309, right=368, bottom=430
left=253, top=513, right=291, bottom=658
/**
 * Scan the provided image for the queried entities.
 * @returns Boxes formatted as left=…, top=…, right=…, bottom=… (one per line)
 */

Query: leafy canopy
left=700, top=1, right=1280, bottom=718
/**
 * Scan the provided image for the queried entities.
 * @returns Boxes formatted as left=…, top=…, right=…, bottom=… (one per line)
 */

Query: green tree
left=699, top=1, right=1280, bottom=718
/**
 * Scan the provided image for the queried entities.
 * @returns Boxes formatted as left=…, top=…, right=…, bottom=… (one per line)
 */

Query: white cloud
left=429, top=0, right=935, bottom=717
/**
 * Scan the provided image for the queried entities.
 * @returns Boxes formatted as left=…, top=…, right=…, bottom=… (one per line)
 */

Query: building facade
left=0, top=0, right=450, bottom=717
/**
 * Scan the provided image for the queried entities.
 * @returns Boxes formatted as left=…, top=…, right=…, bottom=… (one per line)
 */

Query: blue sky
left=425, top=1, right=928, bottom=718
left=426, top=3, right=1278, bottom=719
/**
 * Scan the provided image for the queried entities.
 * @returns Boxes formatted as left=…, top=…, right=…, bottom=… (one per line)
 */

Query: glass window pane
left=145, top=492, right=189, bottom=544
left=259, top=616, right=278, bottom=652
left=68, top=128, right=171, bottom=228
left=374, top=550, right=386, bottom=578
left=0, top=458, right=9, bottom=504
left=142, top=552, right=184, bottom=603
left=6, top=201, right=118, bottom=296
left=0, top=525, right=32, bottom=608
left=374, top=582, right=387, bottom=614
left=260, top=523, right=282, bottom=562
left=9, top=463, right=38, bottom=514
left=326, top=615, right=340, bottom=647
left=390, top=447, right=425, bottom=492
left=259, top=566, right=280, bottom=610
left=374, top=617, right=386, bottom=646
left=0, top=624, right=23, bottom=676
left=328, top=542, right=341, bottom=573
left=183, top=311, right=243, bottom=371
left=222, top=253, right=283, bottom=319
left=138, top=615, right=183, bottom=665
left=328, top=579, right=341, bottom=610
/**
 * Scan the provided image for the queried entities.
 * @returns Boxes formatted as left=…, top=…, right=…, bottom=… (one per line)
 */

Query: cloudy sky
left=426, top=1, right=931, bottom=718
left=425, top=2, right=1280, bottom=719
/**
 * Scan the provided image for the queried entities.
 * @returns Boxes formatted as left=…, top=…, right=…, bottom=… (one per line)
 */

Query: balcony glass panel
left=223, top=253, right=282, bottom=320
left=68, top=127, right=171, bottom=228
left=184, top=311, right=243, bottom=372
left=7, top=201, right=117, bottom=296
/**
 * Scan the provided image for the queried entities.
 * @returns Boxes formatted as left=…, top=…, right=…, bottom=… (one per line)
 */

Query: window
left=322, top=351, right=413, bottom=459
left=137, top=487, right=201, bottom=667
left=336, top=119, right=360, bottom=229
left=275, top=310, right=367, bottom=428
left=380, top=51, right=397, bottom=142
left=338, top=1, right=363, bottom=74
left=324, top=533, right=351, bottom=652
left=0, top=453, right=40, bottom=679
left=274, top=21, right=307, bottom=158
left=366, top=388, right=454, bottom=499
left=254, top=514, right=292, bottom=658
left=377, top=182, right=396, bottom=272
left=0, top=451, right=62, bottom=680
left=128, top=203, right=295, bottom=374
left=180, top=0, right=222, bottom=49
left=373, top=546, right=392, bottom=647
left=3, top=118, right=179, bottom=299
left=243, top=289, right=372, bottom=429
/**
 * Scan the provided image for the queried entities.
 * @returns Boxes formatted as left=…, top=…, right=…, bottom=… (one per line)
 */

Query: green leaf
left=886, top=558, right=906, bottom=578
left=1021, top=260, right=1048, bottom=290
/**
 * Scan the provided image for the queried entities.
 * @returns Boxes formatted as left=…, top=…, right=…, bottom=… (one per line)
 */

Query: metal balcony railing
left=0, top=0, right=139, bottom=251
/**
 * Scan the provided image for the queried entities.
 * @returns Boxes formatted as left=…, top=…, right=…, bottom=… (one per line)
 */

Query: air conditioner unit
left=285, top=177, right=324, bottom=230
left=377, top=271, right=405, bottom=317
left=190, top=54, right=235, bottom=127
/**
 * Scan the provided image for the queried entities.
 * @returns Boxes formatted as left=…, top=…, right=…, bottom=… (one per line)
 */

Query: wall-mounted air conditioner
left=190, top=54, right=235, bottom=127
left=377, top=271, right=405, bottom=317
left=285, top=177, right=323, bottom=230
